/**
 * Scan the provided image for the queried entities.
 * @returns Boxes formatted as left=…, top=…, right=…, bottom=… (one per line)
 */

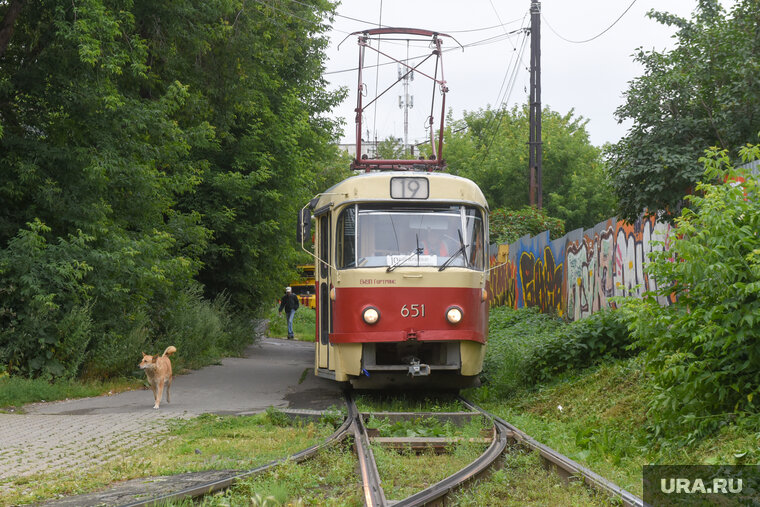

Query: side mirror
left=297, top=206, right=312, bottom=243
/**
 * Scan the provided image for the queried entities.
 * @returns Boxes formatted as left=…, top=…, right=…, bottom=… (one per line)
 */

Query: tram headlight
left=362, top=306, right=380, bottom=325
left=446, top=306, right=463, bottom=324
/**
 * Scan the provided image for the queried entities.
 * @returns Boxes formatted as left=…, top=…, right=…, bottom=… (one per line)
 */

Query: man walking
left=278, top=286, right=300, bottom=339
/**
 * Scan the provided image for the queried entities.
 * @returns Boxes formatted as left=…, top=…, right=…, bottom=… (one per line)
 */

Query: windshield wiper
left=387, top=235, right=423, bottom=272
left=438, top=230, right=468, bottom=271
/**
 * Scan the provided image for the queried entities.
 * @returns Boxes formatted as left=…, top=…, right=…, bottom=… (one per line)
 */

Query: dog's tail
left=162, top=346, right=177, bottom=357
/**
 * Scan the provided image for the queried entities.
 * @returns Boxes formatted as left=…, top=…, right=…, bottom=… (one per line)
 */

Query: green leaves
left=607, top=0, right=760, bottom=222
left=525, top=308, right=634, bottom=384
left=0, top=0, right=343, bottom=379
left=620, top=144, right=760, bottom=440
left=489, top=206, right=565, bottom=245
left=444, top=105, right=613, bottom=232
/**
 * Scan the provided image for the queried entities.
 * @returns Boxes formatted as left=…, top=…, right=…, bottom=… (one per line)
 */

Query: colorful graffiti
left=614, top=216, right=675, bottom=306
left=488, top=215, right=675, bottom=321
left=519, top=245, right=563, bottom=316
left=488, top=245, right=517, bottom=309
left=565, top=220, right=616, bottom=320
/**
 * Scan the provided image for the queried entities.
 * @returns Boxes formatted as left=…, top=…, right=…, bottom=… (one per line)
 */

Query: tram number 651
left=401, top=304, right=425, bottom=318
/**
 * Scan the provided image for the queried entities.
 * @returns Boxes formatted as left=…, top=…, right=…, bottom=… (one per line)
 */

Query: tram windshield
left=336, top=204, right=485, bottom=270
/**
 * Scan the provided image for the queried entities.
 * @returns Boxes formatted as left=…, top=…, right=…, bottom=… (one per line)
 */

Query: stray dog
left=138, top=346, right=176, bottom=409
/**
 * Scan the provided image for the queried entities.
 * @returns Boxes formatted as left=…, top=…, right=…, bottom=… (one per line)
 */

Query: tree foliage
left=607, top=0, right=760, bottom=222
left=620, top=143, right=760, bottom=440
left=489, top=206, right=564, bottom=245
left=444, top=105, right=615, bottom=232
left=0, top=0, right=343, bottom=378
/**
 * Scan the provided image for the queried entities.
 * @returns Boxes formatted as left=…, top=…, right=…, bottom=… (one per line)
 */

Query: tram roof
left=312, top=171, right=488, bottom=211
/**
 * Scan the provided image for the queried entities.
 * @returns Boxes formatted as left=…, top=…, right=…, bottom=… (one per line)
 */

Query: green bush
left=481, top=306, right=563, bottom=396
left=525, top=308, right=634, bottom=383
left=489, top=206, right=565, bottom=245
left=156, top=289, right=247, bottom=369
left=266, top=304, right=316, bottom=341
left=0, top=220, right=254, bottom=381
left=0, top=220, right=94, bottom=380
left=621, top=144, right=760, bottom=441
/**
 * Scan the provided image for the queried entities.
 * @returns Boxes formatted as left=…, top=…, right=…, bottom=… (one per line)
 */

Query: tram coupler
left=408, top=358, right=431, bottom=377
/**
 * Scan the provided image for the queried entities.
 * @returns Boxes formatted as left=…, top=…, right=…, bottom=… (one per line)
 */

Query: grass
left=196, top=442, right=364, bottom=506
left=0, top=409, right=340, bottom=506
left=475, top=357, right=760, bottom=497
left=8, top=304, right=759, bottom=505
left=354, top=392, right=464, bottom=413
left=451, top=447, right=613, bottom=506
left=157, top=397, right=623, bottom=507
left=475, top=359, right=649, bottom=495
left=467, top=306, right=760, bottom=499
left=479, top=306, right=563, bottom=396
left=373, top=444, right=487, bottom=501
left=0, top=375, right=142, bottom=413
left=266, top=305, right=316, bottom=342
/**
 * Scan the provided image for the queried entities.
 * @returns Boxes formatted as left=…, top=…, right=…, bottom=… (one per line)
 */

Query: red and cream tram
left=298, top=171, right=489, bottom=389
left=297, top=27, right=488, bottom=388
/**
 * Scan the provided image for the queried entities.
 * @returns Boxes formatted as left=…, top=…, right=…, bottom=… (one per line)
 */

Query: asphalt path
left=1, top=336, right=345, bottom=495
left=25, top=336, right=344, bottom=417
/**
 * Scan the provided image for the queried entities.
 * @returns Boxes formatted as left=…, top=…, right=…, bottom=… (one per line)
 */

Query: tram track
left=51, top=391, right=643, bottom=506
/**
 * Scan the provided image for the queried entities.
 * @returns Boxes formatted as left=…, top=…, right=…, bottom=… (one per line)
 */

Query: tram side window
left=336, top=206, right=356, bottom=268
left=465, top=209, right=485, bottom=270
left=319, top=215, right=329, bottom=278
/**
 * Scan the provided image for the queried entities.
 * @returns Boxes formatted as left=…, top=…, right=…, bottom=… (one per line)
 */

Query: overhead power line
left=278, top=0, right=527, bottom=35
left=542, top=0, right=639, bottom=44
left=324, top=28, right=525, bottom=76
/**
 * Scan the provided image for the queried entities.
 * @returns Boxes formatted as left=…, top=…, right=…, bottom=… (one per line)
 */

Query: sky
left=322, top=0, right=726, bottom=149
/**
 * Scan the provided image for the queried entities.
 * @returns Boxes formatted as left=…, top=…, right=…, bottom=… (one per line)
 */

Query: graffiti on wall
left=614, top=216, right=675, bottom=306
left=565, top=220, right=616, bottom=321
left=519, top=245, right=564, bottom=316
left=488, top=245, right=517, bottom=309
left=489, top=215, right=675, bottom=321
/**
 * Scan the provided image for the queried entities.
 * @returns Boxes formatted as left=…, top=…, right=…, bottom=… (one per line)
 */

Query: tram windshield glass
left=336, top=204, right=485, bottom=270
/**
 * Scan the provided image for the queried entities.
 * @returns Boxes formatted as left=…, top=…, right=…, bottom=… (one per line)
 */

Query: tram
left=297, top=27, right=489, bottom=389
left=298, top=171, right=489, bottom=389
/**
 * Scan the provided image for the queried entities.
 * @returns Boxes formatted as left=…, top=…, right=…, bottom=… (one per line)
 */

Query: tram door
left=315, top=213, right=332, bottom=372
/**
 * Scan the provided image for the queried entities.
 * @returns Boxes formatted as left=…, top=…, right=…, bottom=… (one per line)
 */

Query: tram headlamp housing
left=362, top=307, right=380, bottom=325
left=446, top=306, right=463, bottom=324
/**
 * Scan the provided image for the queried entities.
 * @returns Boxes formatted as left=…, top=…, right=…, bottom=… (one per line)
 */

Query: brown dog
left=138, top=346, right=176, bottom=409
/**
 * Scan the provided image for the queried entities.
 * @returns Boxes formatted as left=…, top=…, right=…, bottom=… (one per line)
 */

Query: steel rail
left=119, top=409, right=353, bottom=507
left=459, top=397, right=644, bottom=507
left=392, top=407, right=508, bottom=506
left=116, top=393, right=643, bottom=507
left=346, top=392, right=389, bottom=506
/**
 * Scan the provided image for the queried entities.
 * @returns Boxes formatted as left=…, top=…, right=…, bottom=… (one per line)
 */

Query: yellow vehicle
left=290, top=265, right=316, bottom=309
left=297, top=171, right=489, bottom=389
left=295, top=28, right=489, bottom=389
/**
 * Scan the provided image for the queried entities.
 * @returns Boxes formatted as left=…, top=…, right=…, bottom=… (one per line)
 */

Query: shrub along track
left=44, top=392, right=643, bottom=506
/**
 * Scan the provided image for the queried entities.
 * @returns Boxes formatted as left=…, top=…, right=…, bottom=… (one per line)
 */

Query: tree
left=376, top=136, right=405, bottom=159
left=0, top=0, right=343, bottom=378
left=444, top=105, right=614, bottom=232
left=489, top=206, right=565, bottom=245
left=621, top=143, right=760, bottom=439
left=607, top=0, right=760, bottom=222
left=146, top=0, right=345, bottom=310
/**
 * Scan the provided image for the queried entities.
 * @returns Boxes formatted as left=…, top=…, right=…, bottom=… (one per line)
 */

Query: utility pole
left=399, top=41, right=414, bottom=156
left=529, top=0, right=543, bottom=208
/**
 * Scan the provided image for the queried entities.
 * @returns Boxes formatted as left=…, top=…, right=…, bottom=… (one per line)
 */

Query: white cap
left=286, top=287, right=292, bottom=292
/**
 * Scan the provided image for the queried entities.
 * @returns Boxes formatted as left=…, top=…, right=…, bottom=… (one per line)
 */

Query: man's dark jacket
left=279, top=293, right=299, bottom=313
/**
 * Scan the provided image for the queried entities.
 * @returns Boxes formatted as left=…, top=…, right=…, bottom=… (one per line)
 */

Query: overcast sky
left=322, top=0, right=729, bottom=149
